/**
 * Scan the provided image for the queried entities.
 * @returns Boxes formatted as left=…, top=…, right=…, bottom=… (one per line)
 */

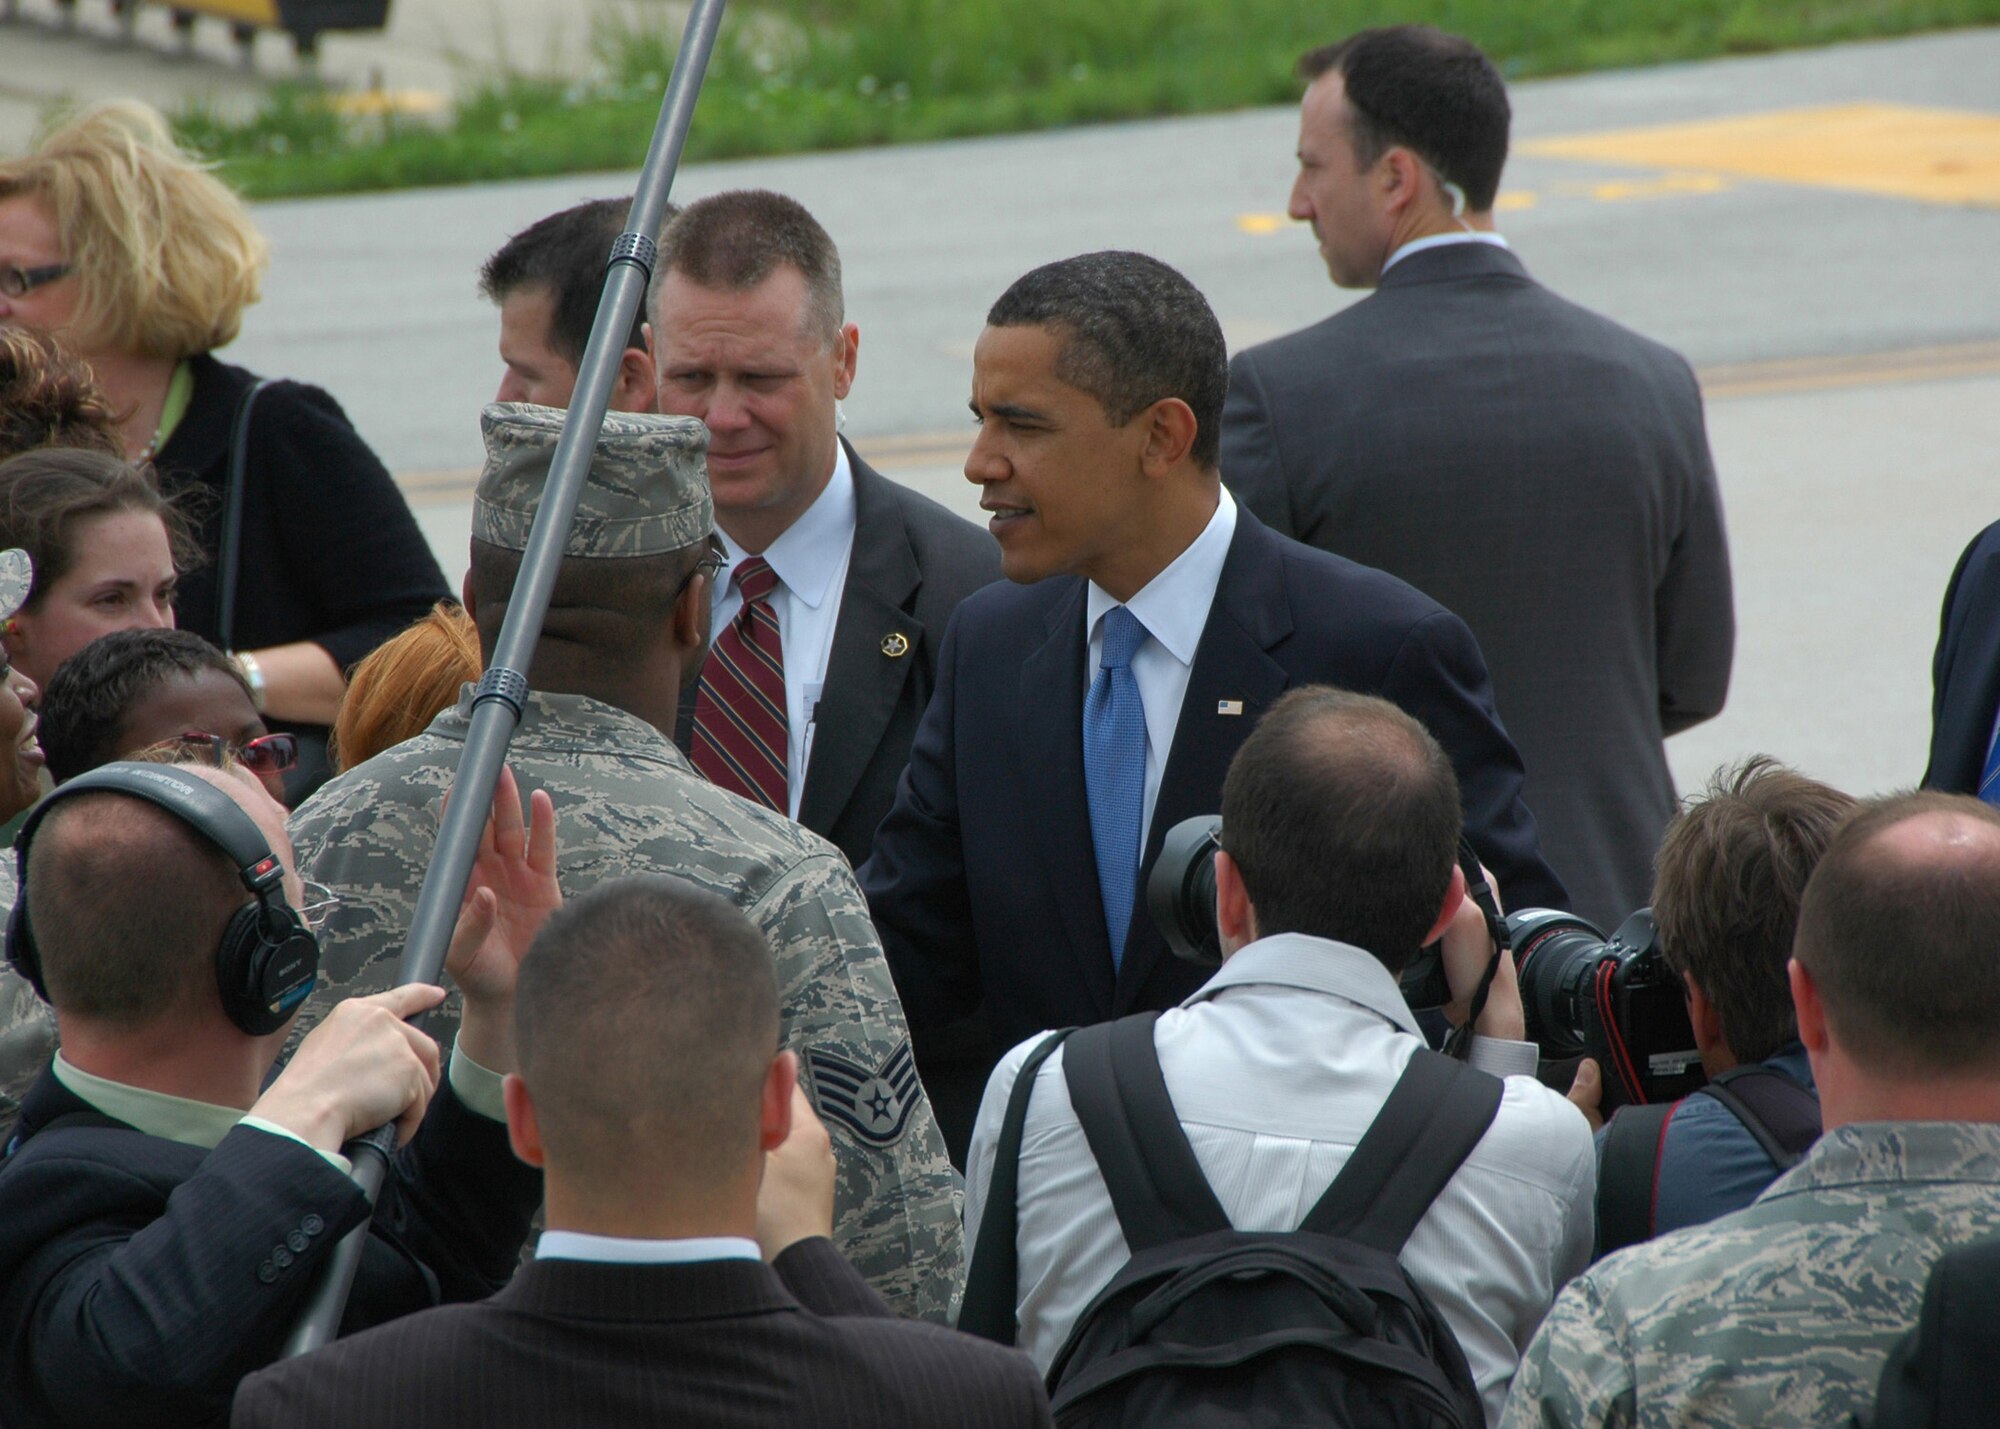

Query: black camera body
left=1509, top=907, right=1705, bottom=1112
left=1147, top=815, right=1451, bottom=1009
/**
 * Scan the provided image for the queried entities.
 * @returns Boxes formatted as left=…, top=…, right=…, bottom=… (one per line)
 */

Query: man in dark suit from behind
left=649, top=189, right=1002, bottom=870
left=862, top=249, right=1565, bottom=1161
left=233, top=875, right=1052, bottom=1429
left=1220, top=25, right=1735, bottom=931
left=1922, top=519, right=2000, bottom=801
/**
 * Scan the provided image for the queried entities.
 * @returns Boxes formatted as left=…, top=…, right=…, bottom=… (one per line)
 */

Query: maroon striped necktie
left=691, top=556, right=789, bottom=811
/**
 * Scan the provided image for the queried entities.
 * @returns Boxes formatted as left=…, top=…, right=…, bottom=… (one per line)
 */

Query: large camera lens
left=1148, top=816, right=1224, bottom=967
left=1507, top=908, right=1609, bottom=1056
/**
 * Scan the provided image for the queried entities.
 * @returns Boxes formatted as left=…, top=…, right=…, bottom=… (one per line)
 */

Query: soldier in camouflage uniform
left=1503, top=792, right=2000, bottom=1429
left=289, top=405, right=962, bottom=1322
left=0, top=548, right=56, bottom=1142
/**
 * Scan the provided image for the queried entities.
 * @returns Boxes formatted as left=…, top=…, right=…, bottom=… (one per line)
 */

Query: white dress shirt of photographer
left=966, top=858, right=1597, bottom=1426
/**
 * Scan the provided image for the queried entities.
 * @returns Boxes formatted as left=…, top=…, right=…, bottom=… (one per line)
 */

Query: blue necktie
left=1981, top=717, right=2000, bottom=807
left=1085, top=606, right=1149, bottom=972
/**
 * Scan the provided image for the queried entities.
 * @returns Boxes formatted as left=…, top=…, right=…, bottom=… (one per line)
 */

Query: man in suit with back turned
left=861, top=249, right=1565, bottom=1160
left=1220, top=25, right=1735, bottom=930
left=649, top=189, right=1002, bottom=871
left=233, top=875, right=1052, bottom=1429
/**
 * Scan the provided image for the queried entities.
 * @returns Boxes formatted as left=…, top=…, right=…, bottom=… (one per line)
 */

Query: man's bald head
left=26, top=760, right=284, bottom=1026
left=1794, top=793, right=2000, bottom=1077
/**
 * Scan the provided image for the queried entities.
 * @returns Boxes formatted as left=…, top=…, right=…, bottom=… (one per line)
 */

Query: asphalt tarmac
left=18, top=26, right=2000, bottom=806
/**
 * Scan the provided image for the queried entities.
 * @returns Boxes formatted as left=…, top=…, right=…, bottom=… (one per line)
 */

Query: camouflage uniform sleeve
left=285, top=768, right=448, bottom=1056
left=750, top=849, right=964, bottom=1324
left=1500, top=1273, right=1638, bottom=1429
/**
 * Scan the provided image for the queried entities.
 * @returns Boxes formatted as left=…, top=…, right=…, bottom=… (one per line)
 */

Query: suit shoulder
left=828, top=1314, right=1047, bottom=1397
left=1261, top=524, right=1452, bottom=624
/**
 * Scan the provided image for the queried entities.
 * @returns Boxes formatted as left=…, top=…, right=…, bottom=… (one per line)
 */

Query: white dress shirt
left=1381, top=229, right=1511, bottom=276
left=1083, top=489, right=1237, bottom=845
left=534, top=1231, right=762, bottom=1265
left=964, top=933, right=1595, bottom=1426
left=711, top=442, right=857, bottom=819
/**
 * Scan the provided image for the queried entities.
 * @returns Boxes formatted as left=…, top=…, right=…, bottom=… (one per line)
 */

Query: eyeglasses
left=295, top=877, right=341, bottom=932
left=171, top=730, right=300, bottom=776
left=0, top=263, right=70, bottom=300
left=676, top=537, right=728, bottom=598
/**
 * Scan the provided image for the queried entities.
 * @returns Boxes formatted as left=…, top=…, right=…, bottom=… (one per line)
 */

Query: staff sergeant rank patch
left=806, top=1041, right=921, bottom=1147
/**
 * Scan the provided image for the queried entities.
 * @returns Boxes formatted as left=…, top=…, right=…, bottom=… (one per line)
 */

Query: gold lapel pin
left=881, top=632, right=911, bottom=659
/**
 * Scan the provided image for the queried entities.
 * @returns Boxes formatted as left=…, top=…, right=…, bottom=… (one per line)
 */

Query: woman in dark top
left=0, top=101, right=447, bottom=797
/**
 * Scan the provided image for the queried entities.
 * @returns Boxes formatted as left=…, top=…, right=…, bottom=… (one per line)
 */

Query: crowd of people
left=0, top=19, right=1992, bottom=1429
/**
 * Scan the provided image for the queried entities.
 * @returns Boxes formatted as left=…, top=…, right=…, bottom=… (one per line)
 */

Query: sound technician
left=0, top=759, right=554, bottom=1429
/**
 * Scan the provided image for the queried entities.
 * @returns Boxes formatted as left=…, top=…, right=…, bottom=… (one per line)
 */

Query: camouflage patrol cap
left=0, top=549, right=31, bottom=622
left=472, top=402, right=712, bottom=558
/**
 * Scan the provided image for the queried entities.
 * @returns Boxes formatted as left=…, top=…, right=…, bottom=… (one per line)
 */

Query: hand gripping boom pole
left=281, top=0, right=728, bottom=1354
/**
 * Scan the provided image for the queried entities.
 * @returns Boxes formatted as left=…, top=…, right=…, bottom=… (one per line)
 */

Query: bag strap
left=1064, top=1011, right=1231, bottom=1254
left=1596, top=1100, right=1677, bottom=1255
left=1698, top=1065, right=1821, bottom=1171
left=216, top=378, right=272, bottom=652
left=1300, top=1049, right=1504, bottom=1254
left=958, top=1028, right=1075, bottom=1344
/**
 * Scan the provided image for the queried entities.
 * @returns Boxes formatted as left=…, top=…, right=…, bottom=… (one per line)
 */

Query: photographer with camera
left=960, top=688, right=1593, bottom=1426
left=1559, top=758, right=1851, bottom=1251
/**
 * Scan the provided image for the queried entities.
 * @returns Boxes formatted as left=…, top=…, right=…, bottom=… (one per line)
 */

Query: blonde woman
left=0, top=102, right=447, bottom=799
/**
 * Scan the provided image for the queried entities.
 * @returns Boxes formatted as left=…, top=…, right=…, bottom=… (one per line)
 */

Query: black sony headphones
left=7, top=762, right=320, bottom=1036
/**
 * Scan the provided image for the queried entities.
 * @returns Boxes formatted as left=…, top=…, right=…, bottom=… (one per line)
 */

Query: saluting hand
left=446, top=765, right=561, bottom=1073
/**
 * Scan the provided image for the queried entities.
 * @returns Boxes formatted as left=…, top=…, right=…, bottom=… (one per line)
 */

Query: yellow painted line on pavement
left=394, top=342, right=2000, bottom=504
left=1521, top=103, right=2000, bottom=208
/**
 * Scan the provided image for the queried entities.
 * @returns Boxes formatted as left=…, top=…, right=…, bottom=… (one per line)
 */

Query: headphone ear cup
left=6, top=895, right=46, bottom=1003
left=215, top=899, right=321, bottom=1037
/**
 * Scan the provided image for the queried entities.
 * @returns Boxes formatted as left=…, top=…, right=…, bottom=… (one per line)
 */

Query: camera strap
left=1441, top=838, right=1507, bottom=1061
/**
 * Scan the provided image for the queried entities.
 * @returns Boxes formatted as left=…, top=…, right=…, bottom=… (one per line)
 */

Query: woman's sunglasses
left=170, top=730, right=300, bottom=777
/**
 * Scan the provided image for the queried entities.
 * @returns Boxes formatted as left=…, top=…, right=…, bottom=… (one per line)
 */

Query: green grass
left=177, top=0, right=2000, bottom=198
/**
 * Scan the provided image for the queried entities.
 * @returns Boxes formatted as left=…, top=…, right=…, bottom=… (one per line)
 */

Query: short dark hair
left=515, top=875, right=779, bottom=1188
left=1793, top=792, right=2000, bottom=1076
left=480, top=197, right=665, bottom=363
left=1298, top=26, right=1511, bottom=212
left=653, top=190, right=844, bottom=343
left=1652, top=757, right=1856, bottom=1064
left=26, top=775, right=245, bottom=1023
left=1220, top=687, right=1461, bottom=970
left=985, top=250, right=1228, bottom=470
left=466, top=537, right=706, bottom=691
left=0, top=328, right=122, bottom=463
left=39, top=629, right=249, bottom=785
left=0, top=447, right=199, bottom=603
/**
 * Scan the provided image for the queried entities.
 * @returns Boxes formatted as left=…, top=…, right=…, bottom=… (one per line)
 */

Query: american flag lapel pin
left=1217, top=700, right=1245, bottom=716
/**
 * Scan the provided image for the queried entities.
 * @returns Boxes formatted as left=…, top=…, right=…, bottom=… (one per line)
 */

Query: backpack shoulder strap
left=1063, top=1011, right=1231, bottom=1254
left=1301, top=1049, right=1504, bottom=1254
left=958, top=1028, right=1075, bottom=1344
left=1596, top=1101, right=1677, bottom=1255
left=1699, top=1065, right=1822, bottom=1171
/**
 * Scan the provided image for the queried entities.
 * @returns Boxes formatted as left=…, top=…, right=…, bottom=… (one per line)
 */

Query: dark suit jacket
left=1922, top=520, right=2000, bottom=794
left=230, top=1236, right=1052, bottom=1428
left=860, top=507, right=1564, bottom=1153
left=680, top=442, right=1002, bottom=870
left=0, top=1069, right=541, bottom=1429
left=1868, top=1235, right=2000, bottom=1429
left=1222, top=243, right=1735, bottom=930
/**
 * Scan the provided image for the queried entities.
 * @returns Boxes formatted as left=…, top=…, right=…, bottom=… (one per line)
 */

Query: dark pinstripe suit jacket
left=230, top=1236, right=1052, bottom=1428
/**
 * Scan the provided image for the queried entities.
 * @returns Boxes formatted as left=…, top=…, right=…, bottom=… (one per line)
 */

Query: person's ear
left=1789, top=958, right=1830, bottom=1055
left=1214, top=848, right=1256, bottom=956
left=671, top=563, right=709, bottom=660
left=760, top=1049, right=798, bottom=1153
left=831, top=322, right=859, bottom=401
left=1684, top=971, right=1728, bottom=1057
left=503, top=1073, right=547, bottom=1169
left=1422, top=862, right=1469, bottom=947
left=614, top=346, right=659, bottom=414
left=460, top=572, right=477, bottom=621
left=1138, top=397, right=1200, bottom=477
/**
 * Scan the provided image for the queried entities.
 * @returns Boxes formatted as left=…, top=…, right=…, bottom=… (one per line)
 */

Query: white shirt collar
left=1086, top=488, right=1237, bottom=664
left=1381, top=230, right=1510, bottom=276
left=1186, top=931, right=1423, bottom=1038
left=533, top=1231, right=763, bottom=1266
left=716, top=439, right=856, bottom=610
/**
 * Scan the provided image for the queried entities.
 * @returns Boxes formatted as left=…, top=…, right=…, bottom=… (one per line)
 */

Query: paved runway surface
left=16, top=26, right=2000, bottom=811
